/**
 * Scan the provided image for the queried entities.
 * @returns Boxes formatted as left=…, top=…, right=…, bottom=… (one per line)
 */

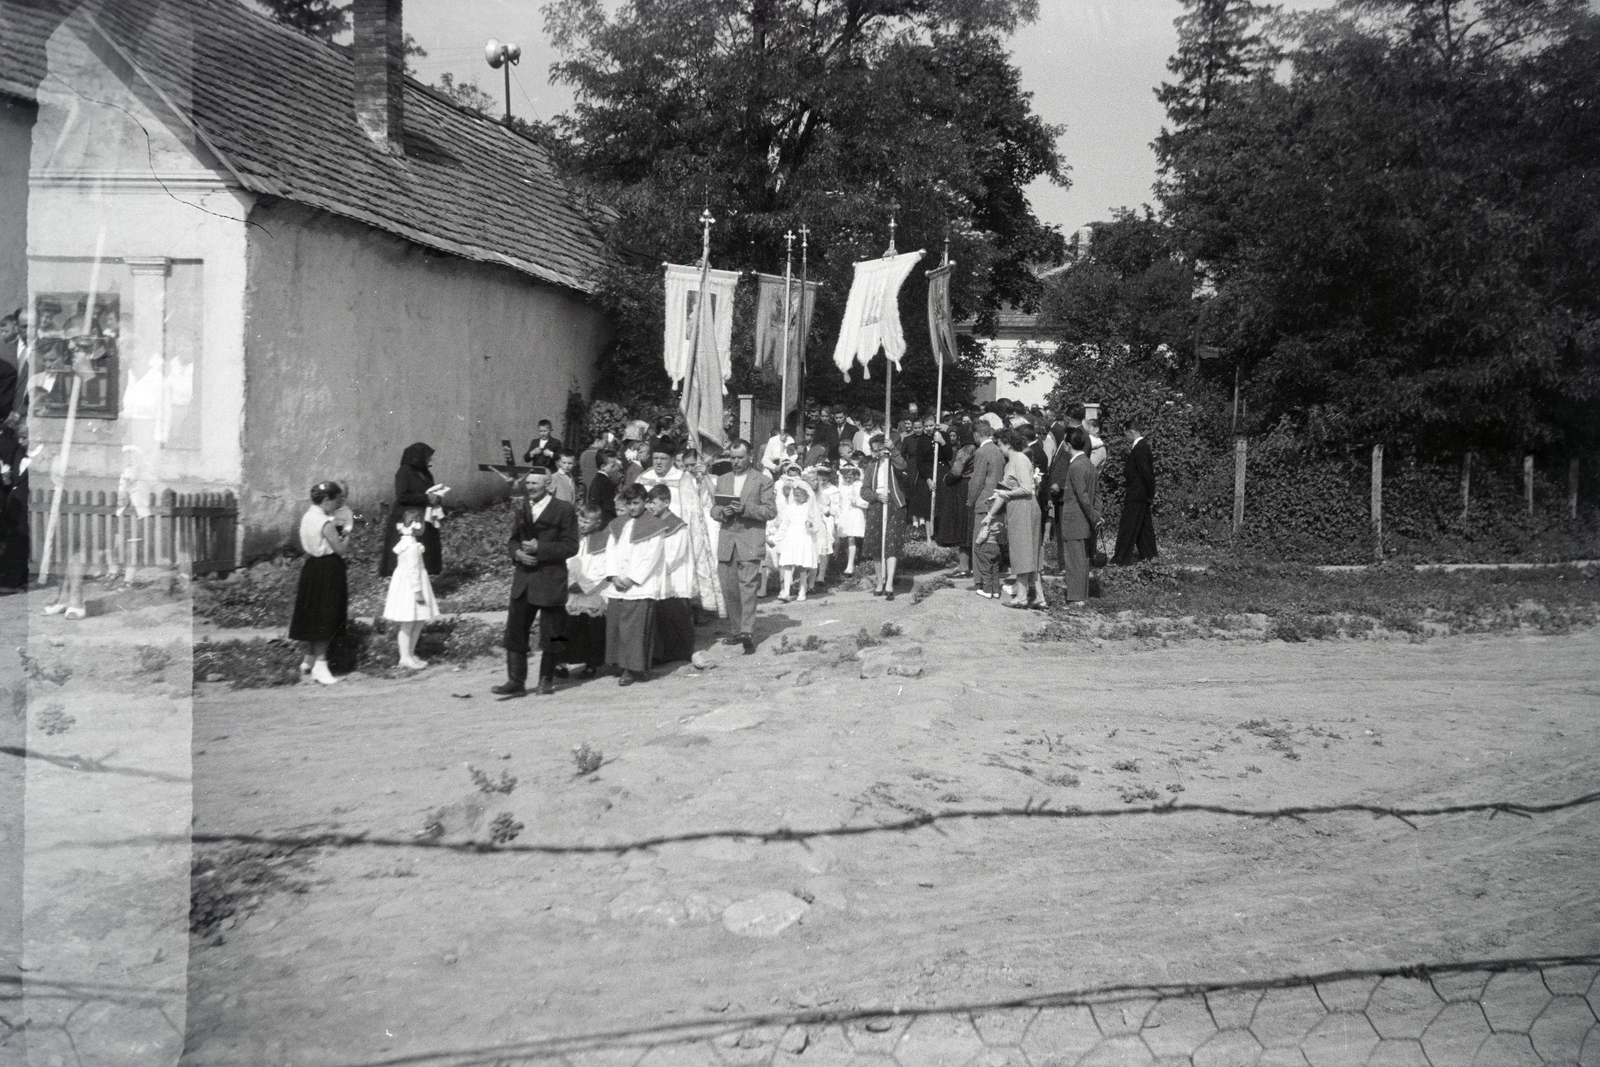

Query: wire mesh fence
left=319, top=956, right=1599, bottom=1067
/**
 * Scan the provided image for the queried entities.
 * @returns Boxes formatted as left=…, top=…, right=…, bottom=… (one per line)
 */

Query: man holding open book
left=708, top=439, right=777, bottom=655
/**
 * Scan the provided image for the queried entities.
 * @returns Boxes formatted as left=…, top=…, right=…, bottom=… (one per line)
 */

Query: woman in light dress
left=985, top=429, right=1045, bottom=609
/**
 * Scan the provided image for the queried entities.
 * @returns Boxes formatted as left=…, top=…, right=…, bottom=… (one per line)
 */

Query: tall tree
left=541, top=0, right=1067, bottom=415
left=1155, top=0, right=1598, bottom=454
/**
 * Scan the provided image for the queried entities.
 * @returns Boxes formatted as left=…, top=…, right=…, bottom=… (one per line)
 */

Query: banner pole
left=797, top=224, right=809, bottom=433
left=684, top=209, right=716, bottom=452
left=781, top=232, right=794, bottom=435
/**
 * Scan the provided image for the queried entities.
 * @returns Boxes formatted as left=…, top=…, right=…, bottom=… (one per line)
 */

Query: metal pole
left=796, top=225, right=809, bottom=432
left=504, top=63, right=511, bottom=121
left=781, top=231, right=794, bottom=434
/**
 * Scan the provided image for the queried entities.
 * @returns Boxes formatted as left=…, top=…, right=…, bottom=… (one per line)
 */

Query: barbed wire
left=149, top=788, right=1600, bottom=858
left=320, top=953, right=1600, bottom=1067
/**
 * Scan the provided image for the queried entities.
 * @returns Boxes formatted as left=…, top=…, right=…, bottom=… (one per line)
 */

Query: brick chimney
left=352, top=0, right=404, bottom=154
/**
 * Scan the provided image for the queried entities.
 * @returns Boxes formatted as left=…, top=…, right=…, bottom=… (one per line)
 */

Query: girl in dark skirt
left=379, top=443, right=443, bottom=579
left=289, top=481, right=350, bottom=685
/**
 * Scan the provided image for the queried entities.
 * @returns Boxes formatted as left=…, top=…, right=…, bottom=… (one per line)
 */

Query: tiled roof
left=1, top=0, right=609, bottom=295
left=0, top=1, right=63, bottom=101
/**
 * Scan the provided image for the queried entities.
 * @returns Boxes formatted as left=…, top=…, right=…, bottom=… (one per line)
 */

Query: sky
left=403, top=1, right=1297, bottom=237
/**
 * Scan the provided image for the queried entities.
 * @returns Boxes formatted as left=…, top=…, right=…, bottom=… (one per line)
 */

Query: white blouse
left=298, top=506, right=337, bottom=557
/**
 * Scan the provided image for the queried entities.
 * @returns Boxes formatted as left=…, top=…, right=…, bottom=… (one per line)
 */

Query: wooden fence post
left=1371, top=444, right=1384, bottom=561
left=1232, top=437, right=1247, bottom=536
left=1460, top=451, right=1471, bottom=520
left=1524, top=455, right=1534, bottom=516
left=1567, top=458, right=1578, bottom=520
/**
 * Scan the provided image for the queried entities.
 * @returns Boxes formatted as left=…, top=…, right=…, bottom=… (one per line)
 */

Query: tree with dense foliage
left=1153, top=0, right=1599, bottom=456
left=539, top=0, right=1067, bottom=415
left=255, top=0, right=427, bottom=71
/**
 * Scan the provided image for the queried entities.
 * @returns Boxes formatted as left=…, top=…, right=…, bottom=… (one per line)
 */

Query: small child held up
left=384, top=507, right=439, bottom=668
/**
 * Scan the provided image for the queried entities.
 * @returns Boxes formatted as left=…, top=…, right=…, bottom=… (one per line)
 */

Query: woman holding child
left=289, top=481, right=352, bottom=685
left=379, top=442, right=443, bottom=579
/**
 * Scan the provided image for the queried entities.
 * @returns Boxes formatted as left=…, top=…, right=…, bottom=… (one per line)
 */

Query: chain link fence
left=326, top=957, right=1600, bottom=1067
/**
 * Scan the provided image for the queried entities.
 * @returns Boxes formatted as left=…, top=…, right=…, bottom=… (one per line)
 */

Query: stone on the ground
left=685, top=705, right=765, bottom=732
left=721, top=891, right=809, bottom=938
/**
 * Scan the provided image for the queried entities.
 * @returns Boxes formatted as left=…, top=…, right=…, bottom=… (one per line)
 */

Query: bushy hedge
left=1049, top=362, right=1600, bottom=563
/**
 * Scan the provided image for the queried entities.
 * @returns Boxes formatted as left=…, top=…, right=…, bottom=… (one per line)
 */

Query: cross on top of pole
left=785, top=230, right=795, bottom=252
left=698, top=208, right=715, bottom=268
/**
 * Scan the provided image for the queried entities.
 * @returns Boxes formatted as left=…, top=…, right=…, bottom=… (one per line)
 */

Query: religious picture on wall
left=31, top=292, right=120, bottom=419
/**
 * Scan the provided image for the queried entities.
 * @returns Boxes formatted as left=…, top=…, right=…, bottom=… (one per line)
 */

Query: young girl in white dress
left=384, top=507, right=439, bottom=669
left=810, top=468, right=840, bottom=590
left=837, top=464, right=868, bottom=576
left=772, top=481, right=820, bottom=602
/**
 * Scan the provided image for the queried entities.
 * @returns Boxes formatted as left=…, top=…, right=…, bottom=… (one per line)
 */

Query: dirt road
left=182, top=585, right=1600, bottom=1065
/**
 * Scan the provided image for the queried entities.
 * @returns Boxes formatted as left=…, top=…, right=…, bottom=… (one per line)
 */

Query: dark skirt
left=379, top=511, right=441, bottom=577
left=860, top=498, right=907, bottom=562
left=933, top=471, right=972, bottom=547
left=562, top=611, right=607, bottom=668
left=605, top=598, right=656, bottom=673
left=654, top=597, right=696, bottom=664
left=288, top=554, right=347, bottom=642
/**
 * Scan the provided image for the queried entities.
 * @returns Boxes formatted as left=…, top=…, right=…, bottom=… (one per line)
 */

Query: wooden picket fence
left=29, top=488, right=239, bottom=576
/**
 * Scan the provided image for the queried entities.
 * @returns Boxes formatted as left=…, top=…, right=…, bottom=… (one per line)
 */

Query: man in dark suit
left=587, top=450, right=622, bottom=525
left=523, top=419, right=562, bottom=468
left=493, top=468, right=580, bottom=696
left=709, top=439, right=777, bottom=653
left=832, top=408, right=860, bottom=462
left=812, top=407, right=839, bottom=461
left=1112, top=416, right=1158, bottom=565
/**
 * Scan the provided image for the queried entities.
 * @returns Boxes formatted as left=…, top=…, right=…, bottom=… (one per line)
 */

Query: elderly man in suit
left=966, top=419, right=1007, bottom=595
left=709, top=439, right=777, bottom=654
left=1055, top=428, right=1103, bottom=604
left=1112, top=415, right=1158, bottom=565
left=493, top=468, right=580, bottom=696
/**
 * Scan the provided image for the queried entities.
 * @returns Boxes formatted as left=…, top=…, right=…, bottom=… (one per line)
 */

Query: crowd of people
left=286, top=399, right=1160, bottom=690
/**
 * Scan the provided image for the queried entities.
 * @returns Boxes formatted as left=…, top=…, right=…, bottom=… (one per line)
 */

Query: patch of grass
left=854, top=628, right=882, bottom=649
left=467, top=765, right=517, bottom=795
left=1111, top=759, right=1140, bottom=773
left=193, top=616, right=502, bottom=689
left=190, top=842, right=312, bottom=940
left=879, top=621, right=903, bottom=638
left=898, top=540, right=958, bottom=573
left=911, top=574, right=953, bottom=604
left=135, top=644, right=173, bottom=674
left=35, top=704, right=74, bottom=736
left=488, top=813, right=524, bottom=846
left=1048, top=563, right=1600, bottom=639
left=775, top=634, right=827, bottom=654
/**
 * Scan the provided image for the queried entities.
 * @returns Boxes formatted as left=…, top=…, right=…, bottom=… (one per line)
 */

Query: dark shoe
left=553, top=665, right=570, bottom=679
left=618, top=670, right=636, bottom=686
left=535, top=679, right=557, bottom=695
left=740, top=634, right=756, bottom=655
left=493, top=650, right=528, bottom=695
left=883, top=591, right=896, bottom=602
left=577, top=666, right=598, bottom=680
left=872, top=588, right=886, bottom=597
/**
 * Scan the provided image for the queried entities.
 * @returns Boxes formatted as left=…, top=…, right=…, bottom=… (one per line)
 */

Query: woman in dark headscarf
left=932, top=421, right=975, bottom=576
left=379, top=442, right=443, bottom=578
